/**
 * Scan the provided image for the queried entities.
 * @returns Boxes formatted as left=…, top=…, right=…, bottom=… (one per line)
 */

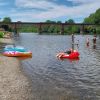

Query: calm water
left=14, top=33, right=100, bottom=100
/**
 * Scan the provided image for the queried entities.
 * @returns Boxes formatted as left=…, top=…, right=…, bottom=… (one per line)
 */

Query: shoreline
left=0, top=38, right=34, bottom=100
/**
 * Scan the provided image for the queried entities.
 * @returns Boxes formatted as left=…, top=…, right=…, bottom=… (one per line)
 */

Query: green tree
left=83, top=8, right=100, bottom=24
left=46, top=20, right=56, bottom=23
left=64, top=19, right=76, bottom=34
left=57, top=21, right=62, bottom=23
left=96, top=27, right=100, bottom=34
left=83, top=8, right=100, bottom=34
left=46, top=20, right=52, bottom=23
left=2, top=17, right=11, bottom=23
left=94, top=8, right=100, bottom=24
left=66, top=19, right=75, bottom=24
left=84, top=14, right=95, bottom=24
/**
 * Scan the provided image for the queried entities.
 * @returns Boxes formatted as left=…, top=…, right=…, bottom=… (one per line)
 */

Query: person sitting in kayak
left=64, top=49, right=73, bottom=54
left=64, top=50, right=71, bottom=54
left=56, top=49, right=73, bottom=59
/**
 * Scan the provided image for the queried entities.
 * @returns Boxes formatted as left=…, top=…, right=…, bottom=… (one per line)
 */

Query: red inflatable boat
left=56, top=50, right=79, bottom=59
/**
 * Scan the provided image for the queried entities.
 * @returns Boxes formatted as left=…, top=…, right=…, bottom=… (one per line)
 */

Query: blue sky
left=0, top=0, right=100, bottom=22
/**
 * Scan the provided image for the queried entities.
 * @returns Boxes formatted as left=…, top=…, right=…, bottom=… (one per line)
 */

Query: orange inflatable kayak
left=3, top=51, right=32, bottom=57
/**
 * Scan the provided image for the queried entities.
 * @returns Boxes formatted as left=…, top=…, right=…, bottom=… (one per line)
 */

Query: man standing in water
left=71, top=33, right=74, bottom=50
left=93, top=35, right=96, bottom=49
left=86, top=37, right=89, bottom=47
left=93, top=35, right=96, bottom=45
left=72, top=33, right=74, bottom=43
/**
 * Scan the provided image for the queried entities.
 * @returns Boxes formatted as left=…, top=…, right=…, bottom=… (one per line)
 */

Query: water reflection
left=93, top=44, right=96, bottom=49
left=17, top=56, right=32, bottom=60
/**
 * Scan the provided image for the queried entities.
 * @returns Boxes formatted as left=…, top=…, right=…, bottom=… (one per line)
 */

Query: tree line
left=83, top=8, right=100, bottom=34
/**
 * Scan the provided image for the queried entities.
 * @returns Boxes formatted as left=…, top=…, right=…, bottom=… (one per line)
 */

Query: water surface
left=14, top=33, right=100, bottom=100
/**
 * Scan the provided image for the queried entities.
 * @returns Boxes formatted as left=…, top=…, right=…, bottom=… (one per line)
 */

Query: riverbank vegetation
left=0, top=8, right=100, bottom=35
left=84, top=8, right=100, bottom=34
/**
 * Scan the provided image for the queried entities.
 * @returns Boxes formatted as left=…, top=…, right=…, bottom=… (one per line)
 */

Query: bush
left=0, top=32, right=4, bottom=38
left=96, top=27, right=100, bottom=34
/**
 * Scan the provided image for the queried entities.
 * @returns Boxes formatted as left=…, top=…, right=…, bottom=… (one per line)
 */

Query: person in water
left=93, top=35, right=96, bottom=45
left=64, top=50, right=71, bottom=54
left=86, top=37, right=89, bottom=47
left=71, top=33, right=74, bottom=43
left=77, top=40, right=79, bottom=48
left=56, top=49, right=73, bottom=59
left=64, top=49, right=73, bottom=54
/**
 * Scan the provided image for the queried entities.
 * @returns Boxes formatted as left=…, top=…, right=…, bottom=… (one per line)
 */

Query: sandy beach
left=0, top=38, right=34, bottom=100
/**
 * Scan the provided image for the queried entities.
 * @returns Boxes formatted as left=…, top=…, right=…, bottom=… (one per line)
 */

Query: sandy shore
left=0, top=38, right=34, bottom=100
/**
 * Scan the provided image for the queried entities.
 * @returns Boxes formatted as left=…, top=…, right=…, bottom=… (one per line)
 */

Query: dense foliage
left=83, top=8, right=100, bottom=34
left=84, top=8, right=100, bottom=24
left=2, top=17, right=11, bottom=23
left=0, top=32, right=4, bottom=38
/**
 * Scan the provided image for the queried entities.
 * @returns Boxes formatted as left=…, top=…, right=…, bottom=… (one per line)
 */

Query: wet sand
left=0, top=38, right=34, bottom=100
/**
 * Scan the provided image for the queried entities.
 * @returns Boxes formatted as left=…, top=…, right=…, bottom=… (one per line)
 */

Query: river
left=14, top=33, right=100, bottom=100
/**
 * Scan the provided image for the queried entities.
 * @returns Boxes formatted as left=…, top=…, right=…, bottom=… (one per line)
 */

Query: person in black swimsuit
left=64, top=49, right=73, bottom=54
left=64, top=49, right=71, bottom=54
left=93, top=36, right=96, bottom=45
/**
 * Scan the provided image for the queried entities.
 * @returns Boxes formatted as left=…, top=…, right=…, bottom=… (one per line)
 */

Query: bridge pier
left=14, top=23, right=19, bottom=36
left=80, top=25, right=84, bottom=34
left=38, top=23, right=42, bottom=34
left=61, top=24, right=64, bottom=35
